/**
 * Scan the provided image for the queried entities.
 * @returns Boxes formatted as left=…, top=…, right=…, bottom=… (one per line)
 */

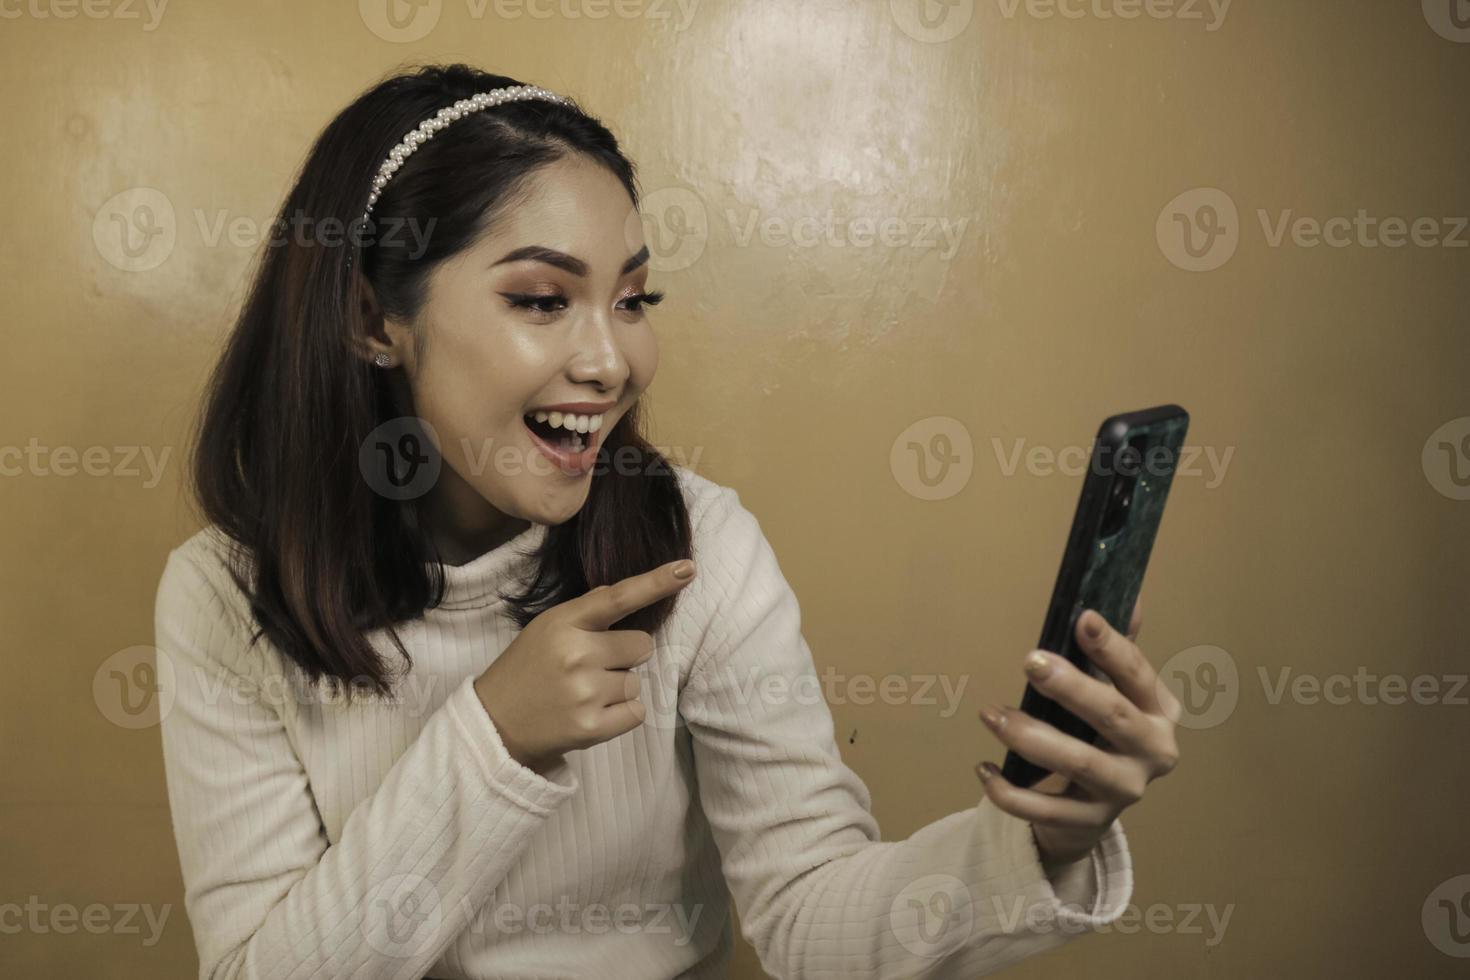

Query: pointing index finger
left=566, top=560, right=696, bottom=631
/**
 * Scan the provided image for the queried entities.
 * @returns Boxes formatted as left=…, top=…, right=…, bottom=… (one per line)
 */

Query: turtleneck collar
left=427, top=521, right=549, bottom=610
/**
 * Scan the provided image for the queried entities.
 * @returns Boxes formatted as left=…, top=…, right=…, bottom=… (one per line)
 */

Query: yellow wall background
left=3, top=1, right=1468, bottom=976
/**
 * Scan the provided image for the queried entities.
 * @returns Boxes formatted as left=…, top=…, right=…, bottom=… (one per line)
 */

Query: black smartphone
left=1000, top=404, right=1189, bottom=789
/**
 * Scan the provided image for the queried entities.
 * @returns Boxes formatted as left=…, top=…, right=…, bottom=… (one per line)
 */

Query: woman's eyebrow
left=491, top=244, right=651, bottom=277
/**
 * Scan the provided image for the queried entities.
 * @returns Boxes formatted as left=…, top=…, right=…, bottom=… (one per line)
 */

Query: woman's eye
left=500, top=292, right=568, bottom=316
left=619, top=290, right=665, bottom=315
left=499, top=290, right=664, bottom=318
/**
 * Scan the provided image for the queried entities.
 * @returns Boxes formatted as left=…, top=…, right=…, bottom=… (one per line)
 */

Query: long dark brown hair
left=186, top=63, right=692, bottom=701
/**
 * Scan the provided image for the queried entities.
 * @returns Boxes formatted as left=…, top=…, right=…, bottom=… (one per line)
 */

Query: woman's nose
left=565, top=310, right=629, bottom=389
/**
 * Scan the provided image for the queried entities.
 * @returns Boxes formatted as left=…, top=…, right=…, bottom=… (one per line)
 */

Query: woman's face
left=373, top=154, right=660, bottom=555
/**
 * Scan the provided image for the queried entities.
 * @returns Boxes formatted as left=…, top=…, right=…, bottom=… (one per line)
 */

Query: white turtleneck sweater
left=155, top=464, right=1133, bottom=980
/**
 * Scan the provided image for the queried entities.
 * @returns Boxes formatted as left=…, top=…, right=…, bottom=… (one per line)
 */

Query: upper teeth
left=527, top=410, right=604, bottom=434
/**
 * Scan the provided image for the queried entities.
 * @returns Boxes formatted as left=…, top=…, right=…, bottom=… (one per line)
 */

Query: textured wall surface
left=3, top=1, right=1468, bottom=976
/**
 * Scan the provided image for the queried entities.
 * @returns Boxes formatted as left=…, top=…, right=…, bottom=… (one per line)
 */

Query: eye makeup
left=498, top=289, right=664, bottom=319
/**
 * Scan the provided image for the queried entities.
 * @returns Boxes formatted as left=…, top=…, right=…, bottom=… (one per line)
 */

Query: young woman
left=155, top=62, right=1180, bottom=979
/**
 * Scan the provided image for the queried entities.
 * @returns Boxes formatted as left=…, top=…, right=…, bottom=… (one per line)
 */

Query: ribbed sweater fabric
left=155, top=465, right=1133, bottom=980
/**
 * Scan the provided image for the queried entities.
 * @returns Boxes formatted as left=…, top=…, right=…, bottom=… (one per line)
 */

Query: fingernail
left=1083, top=611, right=1103, bottom=639
left=976, top=761, right=999, bottom=781
left=671, top=560, right=695, bottom=580
left=979, top=704, right=1006, bottom=730
left=1023, top=649, right=1052, bottom=679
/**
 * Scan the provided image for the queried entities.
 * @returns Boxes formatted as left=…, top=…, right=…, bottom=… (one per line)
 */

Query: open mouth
left=523, top=414, right=591, bottom=453
left=520, top=411, right=605, bottom=461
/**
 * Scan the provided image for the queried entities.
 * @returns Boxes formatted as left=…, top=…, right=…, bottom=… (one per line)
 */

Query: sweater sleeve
left=154, top=546, right=579, bottom=980
left=677, top=487, right=1133, bottom=980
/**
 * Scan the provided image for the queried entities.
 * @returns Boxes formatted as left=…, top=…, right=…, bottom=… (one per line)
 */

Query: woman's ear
left=348, top=268, right=400, bottom=367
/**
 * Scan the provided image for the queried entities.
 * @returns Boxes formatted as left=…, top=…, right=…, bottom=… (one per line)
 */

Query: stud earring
left=374, top=352, right=392, bottom=368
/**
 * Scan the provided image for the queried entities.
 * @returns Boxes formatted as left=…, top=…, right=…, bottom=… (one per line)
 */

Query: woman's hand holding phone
left=974, top=600, right=1183, bottom=867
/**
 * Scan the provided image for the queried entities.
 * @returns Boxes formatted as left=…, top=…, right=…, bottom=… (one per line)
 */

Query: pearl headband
left=360, top=84, right=576, bottom=227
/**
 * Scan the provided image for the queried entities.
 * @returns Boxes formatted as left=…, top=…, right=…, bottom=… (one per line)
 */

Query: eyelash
left=500, top=290, right=665, bottom=319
